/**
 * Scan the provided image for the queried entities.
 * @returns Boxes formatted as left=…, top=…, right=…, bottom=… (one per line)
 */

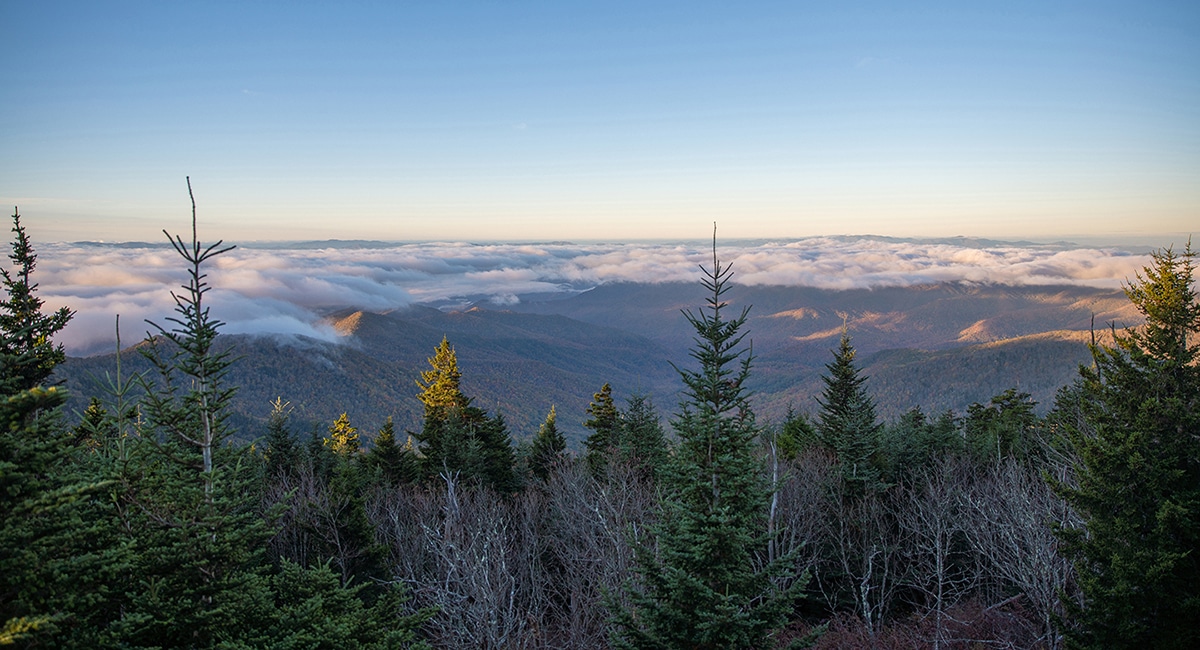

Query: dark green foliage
left=529, top=406, right=566, bottom=481
left=263, top=397, right=301, bottom=478
left=366, top=416, right=418, bottom=485
left=618, top=393, right=668, bottom=481
left=1053, top=244, right=1200, bottom=649
left=419, top=403, right=518, bottom=492
left=583, top=382, right=620, bottom=477
left=0, top=209, right=73, bottom=394
left=253, top=559, right=433, bottom=649
left=963, top=388, right=1040, bottom=464
left=613, top=237, right=795, bottom=649
left=0, top=387, right=129, bottom=648
left=0, top=215, right=124, bottom=648
left=413, top=337, right=517, bottom=491
left=881, top=406, right=959, bottom=480
left=816, top=330, right=884, bottom=497
left=778, top=407, right=819, bottom=461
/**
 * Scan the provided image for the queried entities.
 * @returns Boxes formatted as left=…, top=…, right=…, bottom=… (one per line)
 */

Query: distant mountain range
left=58, top=281, right=1139, bottom=447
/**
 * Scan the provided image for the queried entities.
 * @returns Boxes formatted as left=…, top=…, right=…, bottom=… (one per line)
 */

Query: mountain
left=57, top=281, right=1138, bottom=446
left=57, top=306, right=679, bottom=446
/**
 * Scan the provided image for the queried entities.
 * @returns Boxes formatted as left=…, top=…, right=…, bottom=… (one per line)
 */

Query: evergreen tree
left=618, top=393, right=668, bottom=481
left=325, top=412, right=360, bottom=456
left=583, top=382, right=619, bottom=477
left=412, top=337, right=516, bottom=491
left=613, top=234, right=795, bottom=649
left=415, top=335, right=468, bottom=413
left=262, top=397, right=299, bottom=478
left=963, top=388, right=1039, bottom=464
left=366, top=416, right=417, bottom=485
left=0, top=212, right=125, bottom=648
left=1054, top=244, right=1200, bottom=649
left=777, top=407, right=819, bottom=461
left=0, top=208, right=73, bottom=393
left=412, top=336, right=469, bottom=477
left=881, top=407, right=961, bottom=481
left=529, top=405, right=566, bottom=481
left=816, top=329, right=884, bottom=497
left=115, top=181, right=279, bottom=646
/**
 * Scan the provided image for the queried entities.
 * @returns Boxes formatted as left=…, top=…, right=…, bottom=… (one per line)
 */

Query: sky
left=2, top=1, right=1197, bottom=244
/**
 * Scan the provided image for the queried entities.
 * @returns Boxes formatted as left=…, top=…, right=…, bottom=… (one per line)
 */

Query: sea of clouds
left=32, top=236, right=1153, bottom=356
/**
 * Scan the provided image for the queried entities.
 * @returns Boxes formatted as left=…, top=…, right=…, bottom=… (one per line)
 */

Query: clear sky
left=2, top=1, right=1197, bottom=244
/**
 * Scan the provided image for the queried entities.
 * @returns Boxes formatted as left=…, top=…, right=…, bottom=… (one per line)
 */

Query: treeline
left=3, top=202, right=1198, bottom=649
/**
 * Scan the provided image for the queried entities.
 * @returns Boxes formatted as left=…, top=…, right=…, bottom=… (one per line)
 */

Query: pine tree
left=1054, top=243, right=1200, bottom=649
left=0, top=208, right=74, bottom=393
left=583, top=382, right=620, bottom=477
left=529, top=406, right=566, bottom=481
left=613, top=232, right=795, bottom=649
left=816, top=329, right=884, bottom=497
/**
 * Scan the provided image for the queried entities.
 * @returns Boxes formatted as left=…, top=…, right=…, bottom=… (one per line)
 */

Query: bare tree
left=894, top=456, right=979, bottom=650
left=369, top=475, right=547, bottom=649
left=962, top=460, right=1079, bottom=649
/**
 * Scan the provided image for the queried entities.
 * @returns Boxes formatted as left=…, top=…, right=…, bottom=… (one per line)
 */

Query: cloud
left=29, top=237, right=1152, bottom=355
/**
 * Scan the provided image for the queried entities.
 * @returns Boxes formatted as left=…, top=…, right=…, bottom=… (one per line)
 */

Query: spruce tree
left=0, top=212, right=127, bottom=648
left=116, top=180, right=278, bottom=646
left=325, top=412, right=360, bottom=456
left=583, top=382, right=619, bottom=477
left=0, top=208, right=73, bottom=393
left=366, top=416, right=417, bottom=485
left=262, top=397, right=300, bottom=478
left=613, top=233, right=794, bottom=649
left=816, top=329, right=883, bottom=497
left=618, top=393, right=668, bottom=481
left=963, top=388, right=1039, bottom=464
left=412, top=336, right=469, bottom=477
left=529, top=405, right=566, bottom=481
left=412, top=337, right=516, bottom=491
left=1054, top=244, right=1200, bottom=649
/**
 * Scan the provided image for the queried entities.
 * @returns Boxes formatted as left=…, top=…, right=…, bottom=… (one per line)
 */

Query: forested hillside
left=4, top=208, right=1197, bottom=649
left=60, top=280, right=1135, bottom=444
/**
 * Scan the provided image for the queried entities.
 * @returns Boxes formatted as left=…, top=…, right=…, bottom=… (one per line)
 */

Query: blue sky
left=2, top=1, right=1197, bottom=244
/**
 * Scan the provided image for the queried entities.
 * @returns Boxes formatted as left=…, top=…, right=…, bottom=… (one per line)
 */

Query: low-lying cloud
left=30, top=236, right=1155, bottom=356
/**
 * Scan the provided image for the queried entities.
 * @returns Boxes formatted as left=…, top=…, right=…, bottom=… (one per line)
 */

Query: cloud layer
left=30, top=237, right=1153, bottom=355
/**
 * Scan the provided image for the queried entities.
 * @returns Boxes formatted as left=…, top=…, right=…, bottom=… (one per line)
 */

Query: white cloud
left=28, top=237, right=1152, bottom=355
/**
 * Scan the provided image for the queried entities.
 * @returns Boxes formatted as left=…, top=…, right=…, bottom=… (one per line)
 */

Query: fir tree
left=613, top=232, right=795, bottom=649
left=366, top=416, right=417, bottom=485
left=963, top=388, right=1039, bottom=464
left=0, top=212, right=126, bottom=648
left=413, top=336, right=469, bottom=477
left=1054, top=243, right=1200, bottom=649
left=816, top=329, right=884, bottom=497
left=325, top=412, right=360, bottom=456
left=412, top=337, right=516, bottom=491
left=529, top=405, right=566, bottom=481
left=262, top=397, right=299, bottom=478
left=618, top=393, right=668, bottom=481
left=777, top=407, right=819, bottom=461
left=583, top=382, right=620, bottom=477
left=0, top=208, right=73, bottom=393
